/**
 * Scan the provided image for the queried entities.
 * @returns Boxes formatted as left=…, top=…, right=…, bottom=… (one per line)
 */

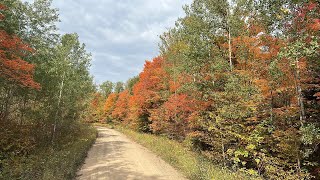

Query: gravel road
left=77, top=127, right=187, bottom=180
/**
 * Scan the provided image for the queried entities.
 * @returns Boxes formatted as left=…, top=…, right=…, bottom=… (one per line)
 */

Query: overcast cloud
left=49, top=0, right=192, bottom=84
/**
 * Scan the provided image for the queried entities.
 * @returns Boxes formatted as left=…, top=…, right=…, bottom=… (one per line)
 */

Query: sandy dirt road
left=77, top=127, right=187, bottom=180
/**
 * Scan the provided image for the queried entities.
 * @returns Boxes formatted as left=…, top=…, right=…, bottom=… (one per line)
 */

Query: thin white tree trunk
left=294, top=58, right=305, bottom=126
left=227, top=8, right=233, bottom=71
left=52, top=72, right=65, bottom=144
left=293, top=57, right=305, bottom=174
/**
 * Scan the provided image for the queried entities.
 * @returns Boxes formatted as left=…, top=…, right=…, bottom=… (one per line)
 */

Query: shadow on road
left=77, top=128, right=167, bottom=180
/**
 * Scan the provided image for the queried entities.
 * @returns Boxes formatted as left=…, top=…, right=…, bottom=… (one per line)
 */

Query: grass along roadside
left=0, top=125, right=97, bottom=180
left=95, top=123, right=260, bottom=180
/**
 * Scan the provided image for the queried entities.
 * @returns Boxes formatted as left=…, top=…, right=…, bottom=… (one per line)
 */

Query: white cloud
left=49, top=0, right=193, bottom=84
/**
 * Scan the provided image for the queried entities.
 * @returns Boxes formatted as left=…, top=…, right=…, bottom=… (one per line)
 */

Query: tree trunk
left=52, top=72, right=65, bottom=144
left=270, top=89, right=273, bottom=121
left=294, top=57, right=305, bottom=126
left=2, top=87, right=12, bottom=122
left=293, top=57, right=304, bottom=176
left=228, top=25, right=233, bottom=71
left=20, top=93, right=27, bottom=125
left=226, top=8, right=233, bottom=71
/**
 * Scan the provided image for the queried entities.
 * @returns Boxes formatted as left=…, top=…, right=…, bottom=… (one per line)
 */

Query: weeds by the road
left=0, top=125, right=97, bottom=180
left=96, top=123, right=259, bottom=180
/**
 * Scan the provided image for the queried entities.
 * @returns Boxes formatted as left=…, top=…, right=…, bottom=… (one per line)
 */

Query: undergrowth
left=0, top=124, right=97, bottom=180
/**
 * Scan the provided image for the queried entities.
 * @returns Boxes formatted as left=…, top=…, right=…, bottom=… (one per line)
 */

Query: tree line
left=89, top=0, right=320, bottom=179
left=0, top=0, right=95, bottom=178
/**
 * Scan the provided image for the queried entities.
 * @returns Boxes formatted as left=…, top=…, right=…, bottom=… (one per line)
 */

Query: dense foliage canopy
left=89, top=1, right=320, bottom=179
left=0, top=1, right=95, bottom=178
left=1, top=0, right=319, bottom=179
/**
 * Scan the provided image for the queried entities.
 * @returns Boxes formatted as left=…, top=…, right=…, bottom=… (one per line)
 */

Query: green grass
left=97, top=123, right=260, bottom=180
left=0, top=124, right=97, bottom=180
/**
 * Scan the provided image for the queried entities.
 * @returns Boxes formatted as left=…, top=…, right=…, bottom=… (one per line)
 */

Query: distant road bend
left=77, top=127, right=186, bottom=180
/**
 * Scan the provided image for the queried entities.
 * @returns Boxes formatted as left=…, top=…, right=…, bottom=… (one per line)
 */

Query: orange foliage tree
left=103, top=93, right=118, bottom=122
left=112, top=90, right=130, bottom=122
left=128, top=56, right=169, bottom=132
left=90, top=1, right=320, bottom=178
left=87, top=92, right=105, bottom=122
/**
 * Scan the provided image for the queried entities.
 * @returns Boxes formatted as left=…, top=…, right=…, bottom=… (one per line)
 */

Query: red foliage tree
left=0, top=5, right=40, bottom=89
left=150, top=93, right=204, bottom=137
left=128, top=56, right=169, bottom=131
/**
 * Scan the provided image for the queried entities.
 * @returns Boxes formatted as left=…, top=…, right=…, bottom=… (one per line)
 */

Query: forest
left=0, top=0, right=320, bottom=180
left=0, top=0, right=96, bottom=179
left=88, top=0, right=320, bottom=179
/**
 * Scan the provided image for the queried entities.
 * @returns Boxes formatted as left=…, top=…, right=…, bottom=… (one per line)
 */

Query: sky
left=48, top=0, right=192, bottom=84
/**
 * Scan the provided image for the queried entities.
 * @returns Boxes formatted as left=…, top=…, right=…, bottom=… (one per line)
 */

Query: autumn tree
left=128, top=57, right=169, bottom=132
left=83, top=0, right=320, bottom=179
left=271, top=2, right=320, bottom=178
left=112, top=90, right=130, bottom=122
left=103, top=93, right=118, bottom=122
left=0, top=1, right=95, bottom=178
left=0, top=30, right=40, bottom=89
left=157, top=0, right=320, bottom=178
left=150, top=93, right=204, bottom=139
left=0, top=4, right=40, bottom=122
